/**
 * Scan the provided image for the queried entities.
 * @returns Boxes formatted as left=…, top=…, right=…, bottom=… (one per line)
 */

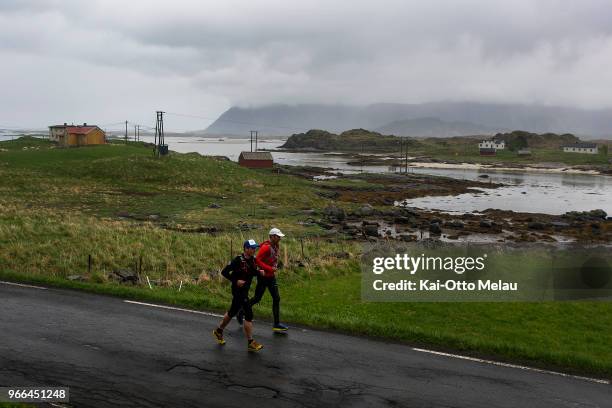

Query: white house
left=48, top=123, right=68, bottom=142
left=478, top=140, right=505, bottom=150
left=561, top=142, right=598, bottom=154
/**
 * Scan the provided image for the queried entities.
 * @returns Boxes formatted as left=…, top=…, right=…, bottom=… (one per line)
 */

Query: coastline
left=406, top=161, right=606, bottom=176
left=274, top=148, right=609, bottom=176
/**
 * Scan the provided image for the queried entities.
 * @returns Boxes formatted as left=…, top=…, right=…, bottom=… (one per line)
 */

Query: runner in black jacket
left=212, top=239, right=264, bottom=352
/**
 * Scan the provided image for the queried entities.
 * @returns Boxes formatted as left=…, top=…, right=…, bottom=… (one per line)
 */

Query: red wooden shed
left=238, top=151, right=274, bottom=168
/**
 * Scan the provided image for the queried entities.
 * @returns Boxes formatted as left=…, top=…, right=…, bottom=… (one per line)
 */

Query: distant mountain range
left=203, top=102, right=612, bottom=139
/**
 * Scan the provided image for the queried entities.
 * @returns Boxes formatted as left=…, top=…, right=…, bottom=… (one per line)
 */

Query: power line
left=99, top=121, right=127, bottom=127
left=0, top=124, right=46, bottom=130
left=4, top=109, right=312, bottom=137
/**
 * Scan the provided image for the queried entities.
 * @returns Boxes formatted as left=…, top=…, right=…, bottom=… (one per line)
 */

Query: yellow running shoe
left=212, top=328, right=225, bottom=345
left=247, top=339, right=264, bottom=352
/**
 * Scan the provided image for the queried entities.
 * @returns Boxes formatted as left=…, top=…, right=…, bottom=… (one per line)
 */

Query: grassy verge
left=1, top=136, right=611, bottom=378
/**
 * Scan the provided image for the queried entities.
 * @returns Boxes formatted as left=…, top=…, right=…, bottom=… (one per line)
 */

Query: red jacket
left=256, top=240, right=278, bottom=278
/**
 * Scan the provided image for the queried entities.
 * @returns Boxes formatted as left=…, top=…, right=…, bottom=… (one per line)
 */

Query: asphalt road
left=0, top=282, right=610, bottom=408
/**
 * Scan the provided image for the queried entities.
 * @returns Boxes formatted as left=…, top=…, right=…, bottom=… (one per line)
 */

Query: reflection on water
left=402, top=167, right=611, bottom=215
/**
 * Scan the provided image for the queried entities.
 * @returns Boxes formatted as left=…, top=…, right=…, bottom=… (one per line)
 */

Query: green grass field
left=1, top=136, right=611, bottom=377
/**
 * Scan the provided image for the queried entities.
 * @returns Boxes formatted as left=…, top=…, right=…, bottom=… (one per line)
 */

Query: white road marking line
left=0, top=280, right=47, bottom=290
left=124, top=300, right=224, bottom=318
left=124, top=299, right=610, bottom=385
left=411, top=347, right=610, bottom=385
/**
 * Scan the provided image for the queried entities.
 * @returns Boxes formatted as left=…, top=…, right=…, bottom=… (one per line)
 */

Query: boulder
left=400, top=208, right=421, bottom=218
left=527, top=222, right=546, bottom=230
left=480, top=220, right=493, bottom=228
left=564, top=209, right=607, bottom=220
left=358, top=204, right=375, bottom=217
left=324, top=205, right=346, bottom=221
left=429, top=223, right=442, bottom=235
left=111, top=269, right=138, bottom=284
left=363, top=224, right=379, bottom=237
left=445, top=220, right=464, bottom=229
left=238, top=223, right=262, bottom=231
left=318, top=191, right=340, bottom=199
left=394, top=216, right=413, bottom=224
left=317, top=220, right=335, bottom=230
left=399, top=234, right=417, bottom=242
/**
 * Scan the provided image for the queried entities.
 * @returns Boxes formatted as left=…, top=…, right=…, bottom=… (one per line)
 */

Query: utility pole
left=124, top=120, right=128, bottom=143
left=249, top=130, right=258, bottom=152
left=399, top=137, right=403, bottom=173
left=154, top=111, right=166, bottom=157
left=137, top=125, right=140, bottom=141
left=360, top=142, right=364, bottom=173
left=134, top=125, right=137, bottom=142
left=405, top=137, right=408, bottom=173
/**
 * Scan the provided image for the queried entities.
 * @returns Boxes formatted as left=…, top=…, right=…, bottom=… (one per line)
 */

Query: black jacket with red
left=221, top=254, right=259, bottom=292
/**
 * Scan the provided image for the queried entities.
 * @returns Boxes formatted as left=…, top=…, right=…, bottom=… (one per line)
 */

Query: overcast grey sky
left=1, top=0, right=611, bottom=131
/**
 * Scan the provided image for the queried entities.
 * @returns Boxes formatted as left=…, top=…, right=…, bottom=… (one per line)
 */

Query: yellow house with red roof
left=48, top=123, right=106, bottom=147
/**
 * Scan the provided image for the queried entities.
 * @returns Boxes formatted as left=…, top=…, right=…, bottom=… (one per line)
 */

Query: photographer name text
left=373, top=279, right=518, bottom=292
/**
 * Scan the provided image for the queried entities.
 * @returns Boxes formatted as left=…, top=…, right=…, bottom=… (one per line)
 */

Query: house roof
left=562, top=142, right=597, bottom=149
left=66, top=126, right=99, bottom=135
left=239, top=151, right=273, bottom=161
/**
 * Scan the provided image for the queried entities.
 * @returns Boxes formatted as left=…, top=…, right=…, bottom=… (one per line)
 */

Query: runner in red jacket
left=250, top=227, right=288, bottom=332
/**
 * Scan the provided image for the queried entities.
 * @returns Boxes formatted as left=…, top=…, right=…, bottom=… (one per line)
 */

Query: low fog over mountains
left=204, top=102, right=612, bottom=138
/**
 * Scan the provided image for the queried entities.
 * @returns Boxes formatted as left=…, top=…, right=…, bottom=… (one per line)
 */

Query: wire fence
left=6, top=233, right=357, bottom=290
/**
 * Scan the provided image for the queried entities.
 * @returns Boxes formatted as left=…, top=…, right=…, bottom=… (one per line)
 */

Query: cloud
left=1, top=0, right=612, bottom=129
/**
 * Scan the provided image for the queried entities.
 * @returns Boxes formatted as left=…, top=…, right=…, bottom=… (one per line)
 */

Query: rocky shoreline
left=312, top=205, right=611, bottom=244
left=278, top=165, right=610, bottom=244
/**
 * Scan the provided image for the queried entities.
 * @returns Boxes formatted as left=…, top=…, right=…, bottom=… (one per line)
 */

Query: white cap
left=269, top=227, right=285, bottom=237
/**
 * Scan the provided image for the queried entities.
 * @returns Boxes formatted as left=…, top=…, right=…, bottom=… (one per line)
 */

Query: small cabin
left=561, top=142, right=598, bottom=154
left=479, top=147, right=496, bottom=156
left=238, top=151, right=273, bottom=168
